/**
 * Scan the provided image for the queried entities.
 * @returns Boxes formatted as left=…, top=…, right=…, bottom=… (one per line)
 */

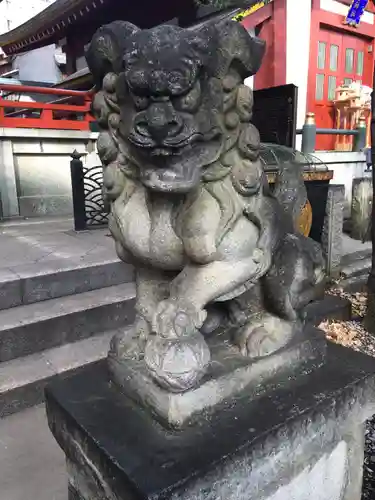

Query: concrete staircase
left=0, top=257, right=135, bottom=417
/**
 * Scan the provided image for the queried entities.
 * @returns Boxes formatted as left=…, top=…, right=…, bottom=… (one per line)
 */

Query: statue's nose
left=144, top=102, right=182, bottom=143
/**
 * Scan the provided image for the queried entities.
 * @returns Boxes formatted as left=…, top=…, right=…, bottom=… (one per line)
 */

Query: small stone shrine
left=46, top=18, right=375, bottom=500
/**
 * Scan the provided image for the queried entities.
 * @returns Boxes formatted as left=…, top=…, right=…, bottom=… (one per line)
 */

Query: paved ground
left=0, top=217, right=116, bottom=275
left=0, top=405, right=66, bottom=500
left=0, top=216, right=369, bottom=270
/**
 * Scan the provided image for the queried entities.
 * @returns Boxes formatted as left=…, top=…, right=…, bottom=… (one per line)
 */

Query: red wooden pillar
left=241, top=0, right=287, bottom=90
left=272, top=0, right=287, bottom=87
left=307, top=0, right=321, bottom=115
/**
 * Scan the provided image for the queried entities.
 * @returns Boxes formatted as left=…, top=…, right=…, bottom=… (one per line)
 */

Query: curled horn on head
left=85, top=21, right=139, bottom=89
left=197, top=20, right=266, bottom=80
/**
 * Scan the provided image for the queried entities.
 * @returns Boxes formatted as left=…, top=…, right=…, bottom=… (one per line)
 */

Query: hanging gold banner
left=232, top=0, right=273, bottom=22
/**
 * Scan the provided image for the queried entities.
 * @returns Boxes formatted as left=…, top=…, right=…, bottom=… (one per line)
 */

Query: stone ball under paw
left=144, top=332, right=211, bottom=393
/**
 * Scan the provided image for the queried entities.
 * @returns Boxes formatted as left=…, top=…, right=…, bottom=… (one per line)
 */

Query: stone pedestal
left=46, top=339, right=375, bottom=500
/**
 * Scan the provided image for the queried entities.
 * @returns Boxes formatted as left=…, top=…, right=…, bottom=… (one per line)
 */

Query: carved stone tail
left=272, top=161, right=308, bottom=231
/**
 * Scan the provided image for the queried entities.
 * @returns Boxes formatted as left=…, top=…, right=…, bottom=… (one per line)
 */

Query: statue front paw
left=109, top=316, right=150, bottom=360
left=152, top=299, right=207, bottom=339
left=145, top=300, right=210, bottom=392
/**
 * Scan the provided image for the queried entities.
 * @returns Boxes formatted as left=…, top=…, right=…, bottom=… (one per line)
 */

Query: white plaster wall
left=14, top=45, right=62, bottom=83
left=244, top=76, right=254, bottom=89
left=320, top=0, right=374, bottom=24
left=286, top=0, right=312, bottom=150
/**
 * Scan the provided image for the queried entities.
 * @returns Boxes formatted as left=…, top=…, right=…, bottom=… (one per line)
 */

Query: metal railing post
left=301, top=112, right=316, bottom=154
left=353, top=116, right=367, bottom=152
left=70, top=150, right=87, bottom=231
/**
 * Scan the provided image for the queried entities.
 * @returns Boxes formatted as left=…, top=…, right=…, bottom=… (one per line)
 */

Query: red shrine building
left=0, top=0, right=373, bottom=150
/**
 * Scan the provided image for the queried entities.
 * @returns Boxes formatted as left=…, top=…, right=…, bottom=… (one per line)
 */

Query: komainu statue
left=86, top=19, right=325, bottom=395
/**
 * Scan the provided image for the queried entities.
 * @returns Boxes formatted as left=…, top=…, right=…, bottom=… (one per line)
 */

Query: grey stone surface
left=87, top=19, right=325, bottom=395
left=266, top=441, right=348, bottom=499
left=3, top=259, right=134, bottom=310
left=19, top=194, right=73, bottom=218
left=0, top=282, right=135, bottom=362
left=0, top=331, right=114, bottom=417
left=339, top=274, right=368, bottom=293
left=341, top=233, right=372, bottom=257
left=0, top=139, right=19, bottom=218
left=0, top=218, right=113, bottom=269
left=0, top=268, right=21, bottom=310
left=339, top=239, right=372, bottom=289
left=341, top=257, right=372, bottom=279
left=341, top=245, right=372, bottom=265
left=321, top=184, right=344, bottom=278
left=301, top=294, right=351, bottom=325
left=0, top=405, right=66, bottom=500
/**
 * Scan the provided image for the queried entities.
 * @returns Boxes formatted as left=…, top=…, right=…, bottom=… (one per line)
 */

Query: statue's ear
left=86, top=21, right=139, bottom=89
left=209, top=21, right=266, bottom=80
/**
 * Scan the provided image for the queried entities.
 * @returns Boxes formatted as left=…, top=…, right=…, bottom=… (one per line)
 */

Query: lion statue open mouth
left=87, top=19, right=325, bottom=393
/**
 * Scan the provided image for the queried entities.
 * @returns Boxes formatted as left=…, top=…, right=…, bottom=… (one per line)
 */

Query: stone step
left=339, top=274, right=368, bottom=293
left=302, top=294, right=352, bottom=326
left=0, top=257, right=134, bottom=311
left=0, top=330, right=115, bottom=418
left=0, top=283, right=135, bottom=363
left=340, top=247, right=372, bottom=267
left=340, top=257, right=371, bottom=279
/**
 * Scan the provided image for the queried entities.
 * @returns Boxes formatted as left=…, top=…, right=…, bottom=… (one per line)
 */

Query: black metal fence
left=70, top=150, right=109, bottom=231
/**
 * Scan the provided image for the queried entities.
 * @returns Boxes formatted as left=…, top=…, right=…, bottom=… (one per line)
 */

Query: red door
left=313, top=29, right=372, bottom=150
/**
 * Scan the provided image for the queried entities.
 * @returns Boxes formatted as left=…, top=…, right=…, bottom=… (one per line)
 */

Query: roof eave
left=0, top=0, right=108, bottom=55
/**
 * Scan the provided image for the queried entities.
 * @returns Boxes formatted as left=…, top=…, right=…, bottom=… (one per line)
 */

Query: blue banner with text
left=345, top=0, right=369, bottom=26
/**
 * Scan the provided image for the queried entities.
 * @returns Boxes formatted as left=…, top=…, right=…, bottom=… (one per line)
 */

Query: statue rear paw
left=234, top=313, right=297, bottom=358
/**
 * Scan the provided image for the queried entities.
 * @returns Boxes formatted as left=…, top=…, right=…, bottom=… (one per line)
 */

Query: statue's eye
left=173, top=80, right=201, bottom=112
left=132, top=94, right=149, bottom=110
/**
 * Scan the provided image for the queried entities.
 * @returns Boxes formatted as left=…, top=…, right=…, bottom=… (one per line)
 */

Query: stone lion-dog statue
left=86, top=19, right=325, bottom=393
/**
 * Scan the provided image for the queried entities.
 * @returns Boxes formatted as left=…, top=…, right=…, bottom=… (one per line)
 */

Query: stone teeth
left=162, top=171, right=178, bottom=181
left=149, top=172, right=160, bottom=183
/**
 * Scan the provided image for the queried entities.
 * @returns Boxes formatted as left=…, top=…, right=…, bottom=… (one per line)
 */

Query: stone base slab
left=109, top=326, right=326, bottom=427
left=46, top=340, right=375, bottom=500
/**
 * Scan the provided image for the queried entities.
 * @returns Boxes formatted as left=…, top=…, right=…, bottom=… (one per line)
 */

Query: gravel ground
left=318, top=288, right=374, bottom=499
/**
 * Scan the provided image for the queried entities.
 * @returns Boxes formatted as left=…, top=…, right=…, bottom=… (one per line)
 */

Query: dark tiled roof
left=0, top=0, right=263, bottom=55
left=0, top=0, right=110, bottom=55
